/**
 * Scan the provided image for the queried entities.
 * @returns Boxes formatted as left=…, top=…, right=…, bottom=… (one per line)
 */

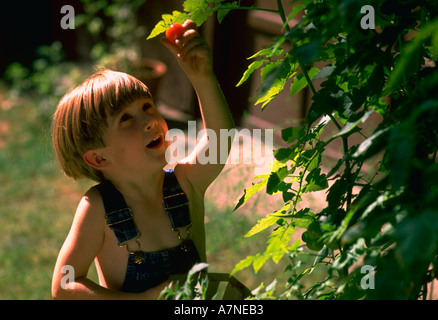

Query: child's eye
left=142, top=103, right=153, bottom=112
left=120, top=113, right=132, bottom=123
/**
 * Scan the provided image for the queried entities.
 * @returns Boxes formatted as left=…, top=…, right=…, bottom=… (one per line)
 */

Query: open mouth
left=146, top=134, right=163, bottom=150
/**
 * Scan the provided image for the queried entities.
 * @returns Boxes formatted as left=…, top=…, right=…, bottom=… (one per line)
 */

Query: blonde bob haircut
left=52, top=69, right=151, bottom=182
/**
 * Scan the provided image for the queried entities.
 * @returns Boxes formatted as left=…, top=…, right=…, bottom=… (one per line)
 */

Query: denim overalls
left=93, top=168, right=201, bottom=293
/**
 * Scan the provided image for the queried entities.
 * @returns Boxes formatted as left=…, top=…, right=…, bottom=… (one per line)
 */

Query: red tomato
left=165, top=23, right=186, bottom=44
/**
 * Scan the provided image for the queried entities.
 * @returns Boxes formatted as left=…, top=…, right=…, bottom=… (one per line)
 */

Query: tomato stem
left=276, top=0, right=290, bottom=32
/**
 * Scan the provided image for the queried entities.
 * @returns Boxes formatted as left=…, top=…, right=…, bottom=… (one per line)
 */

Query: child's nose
left=143, top=118, right=156, bottom=132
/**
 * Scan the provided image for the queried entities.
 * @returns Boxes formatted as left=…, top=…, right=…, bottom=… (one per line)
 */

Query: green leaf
left=332, top=109, right=373, bottom=139
left=340, top=222, right=366, bottom=245
left=269, top=159, right=287, bottom=172
left=307, top=152, right=322, bottom=172
left=255, top=60, right=296, bottom=109
left=326, top=178, right=347, bottom=209
left=216, top=1, right=239, bottom=23
left=183, top=0, right=212, bottom=25
left=290, top=74, right=307, bottom=97
left=388, top=126, right=415, bottom=190
left=395, top=210, right=438, bottom=271
left=247, top=47, right=283, bottom=60
left=290, top=238, right=301, bottom=251
left=189, top=10, right=211, bottom=26
left=304, top=168, right=328, bottom=193
left=264, top=224, right=296, bottom=264
left=244, top=202, right=293, bottom=238
left=244, top=214, right=279, bottom=238
left=282, top=188, right=295, bottom=203
left=274, top=147, right=295, bottom=162
left=281, top=126, right=303, bottom=143
left=267, top=166, right=289, bottom=195
left=147, top=11, right=187, bottom=39
left=147, top=20, right=167, bottom=40
left=386, top=19, right=438, bottom=92
left=236, top=60, right=265, bottom=87
left=183, top=0, right=207, bottom=12
left=352, top=127, right=390, bottom=159
left=285, top=4, right=305, bottom=28
left=231, top=255, right=255, bottom=275
left=253, top=255, right=271, bottom=273
left=432, top=28, right=438, bottom=59
left=290, top=67, right=319, bottom=97
left=331, top=238, right=365, bottom=271
left=284, top=208, right=314, bottom=228
left=294, top=41, right=319, bottom=65
left=234, top=224, right=296, bottom=275
left=233, top=175, right=269, bottom=211
left=313, top=245, right=328, bottom=267
left=313, top=65, right=335, bottom=80
left=297, top=267, right=312, bottom=281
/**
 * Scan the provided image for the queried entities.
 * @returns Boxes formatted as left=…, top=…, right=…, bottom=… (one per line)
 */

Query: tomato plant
left=166, top=23, right=186, bottom=44
left=149, top=0, right=438, bottom=299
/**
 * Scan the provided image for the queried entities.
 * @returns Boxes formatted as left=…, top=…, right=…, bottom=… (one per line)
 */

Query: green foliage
left=159, top=263, right=210, bottom=300
left=76, top=0, right=147, bottom=59
left=3, top=0, right=149, bottom=114
left=151, top=0, right=438, bottom=299
left=3, top=41, right=88, bottom=119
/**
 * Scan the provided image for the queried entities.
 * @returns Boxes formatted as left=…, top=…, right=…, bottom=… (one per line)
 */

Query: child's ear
left=83, top=149, right=109, bottom=170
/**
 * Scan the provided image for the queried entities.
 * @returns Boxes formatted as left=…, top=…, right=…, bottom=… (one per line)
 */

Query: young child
left=51, top=20, right=234, bottom=299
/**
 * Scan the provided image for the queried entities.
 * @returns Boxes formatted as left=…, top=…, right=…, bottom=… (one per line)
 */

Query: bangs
left=83, top=69, right=152, bottom=120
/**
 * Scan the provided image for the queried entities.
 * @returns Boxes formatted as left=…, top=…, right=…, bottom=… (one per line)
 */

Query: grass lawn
left=0, top=82, right=96, bottom=299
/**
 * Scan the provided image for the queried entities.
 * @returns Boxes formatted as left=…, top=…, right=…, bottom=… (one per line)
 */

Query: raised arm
left=161, top=20, right=235, bottom=194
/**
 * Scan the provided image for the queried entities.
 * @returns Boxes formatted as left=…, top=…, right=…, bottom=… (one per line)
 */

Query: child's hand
left=160, top=20, right=214, bottom=80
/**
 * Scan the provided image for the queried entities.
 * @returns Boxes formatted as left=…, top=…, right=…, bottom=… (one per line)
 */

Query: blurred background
left=0, top=0, right=326, bottom=299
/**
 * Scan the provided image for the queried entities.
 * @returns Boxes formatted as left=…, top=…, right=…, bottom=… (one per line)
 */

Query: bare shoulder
left=83, top=186, right=105, bottom=213
left=68, top=186, right=106, bottom=243
left=79, top=187, right=105, bottom=219
left=53, top=186, right=106, bottom=285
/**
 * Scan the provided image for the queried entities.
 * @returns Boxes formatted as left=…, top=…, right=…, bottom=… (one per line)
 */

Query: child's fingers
left=160, top=26, right=198, bottom=56
left=178, top=38, right=208, bottom=61
left=161, top=20, right=212, bottom=73
left=159, top=36, right=180, bottom=56
left=175, top=29, right=199, bottom=48
left=161, top=33, right=204, bottom=63
left=182, top=19, right=197, bottom=30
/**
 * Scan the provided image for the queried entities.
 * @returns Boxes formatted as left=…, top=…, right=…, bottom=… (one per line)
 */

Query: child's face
left=100, top=97, right=169, bottom=177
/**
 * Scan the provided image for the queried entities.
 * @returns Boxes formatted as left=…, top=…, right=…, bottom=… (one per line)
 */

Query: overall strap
left=162, top=168, right=192, bottom=229
left=93, top=169, right=191, bottom=245
left=93, top=180, right=139, bottom=245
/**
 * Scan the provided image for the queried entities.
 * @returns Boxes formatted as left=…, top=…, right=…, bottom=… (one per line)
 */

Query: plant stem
left=230, top=6, right=278, bottom=13
left=277, top=0, right=289, bottom=30
left=342, top=136, right=353, bottom=210
left=277, top=0, right=354, bottom=211
left=276, top=0, right=350, bottom=213
left=277, top=0, right=319, bottom=99
left=202, top=5, right=278, bottom=15
left=276, top=0, right=353, bottom=210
